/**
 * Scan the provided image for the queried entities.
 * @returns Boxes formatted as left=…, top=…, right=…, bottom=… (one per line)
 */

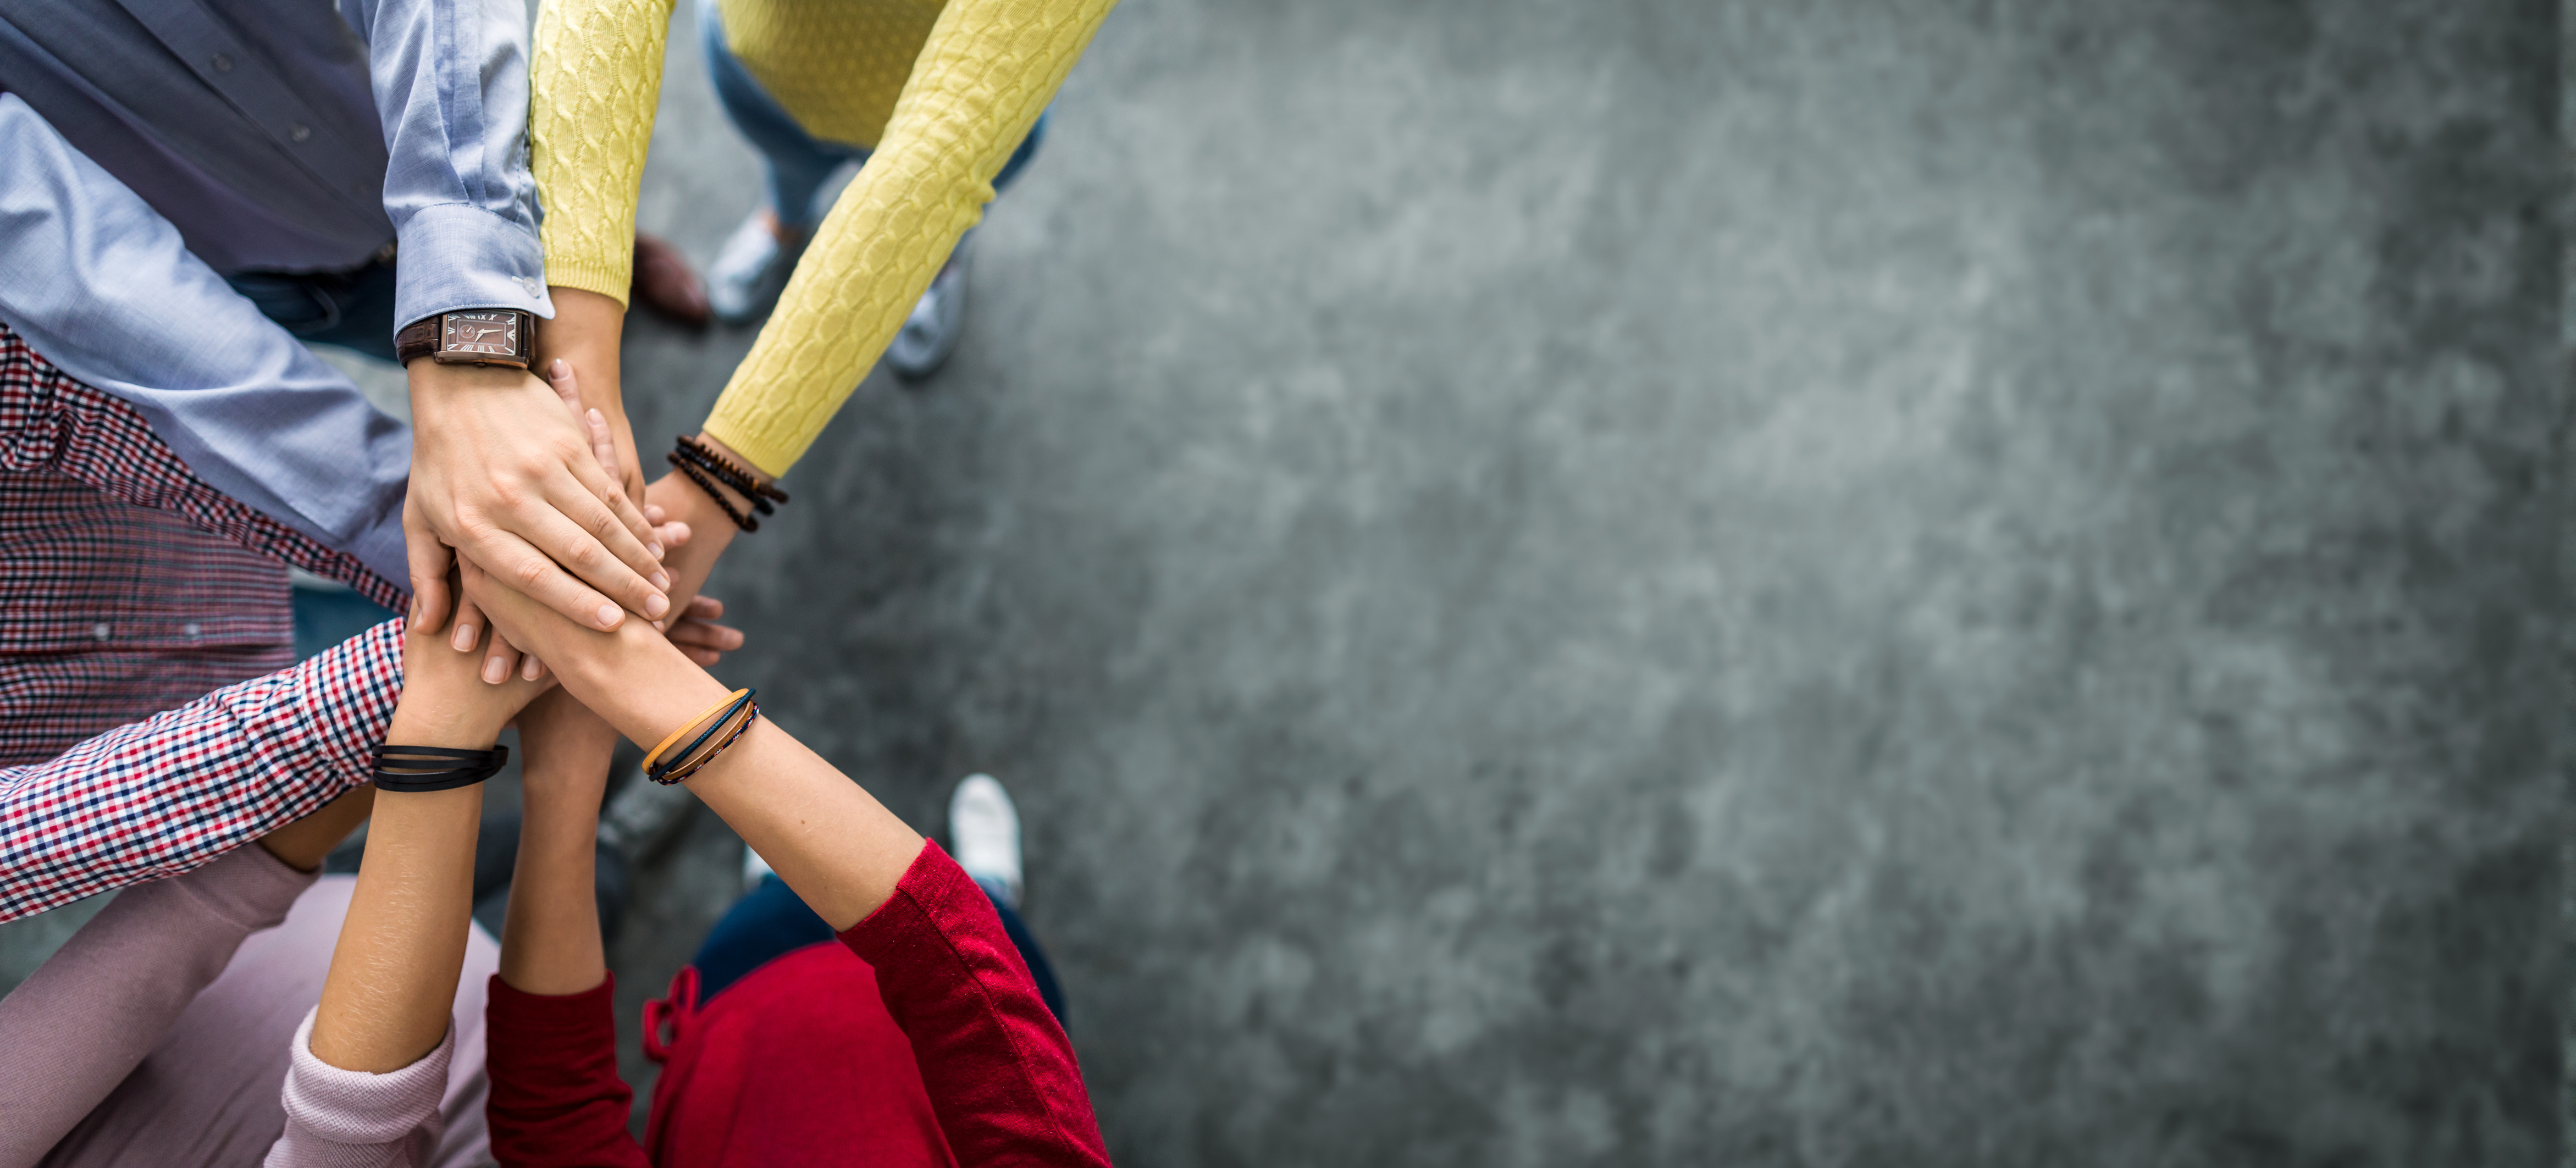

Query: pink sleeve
left=0, top=844, right=317, bottom=1166
left=263, top=1009, right=452, bottom=1168
left=0, top=618, right=403, bottom=923
left=837, top=841, right=1112, bottom=1167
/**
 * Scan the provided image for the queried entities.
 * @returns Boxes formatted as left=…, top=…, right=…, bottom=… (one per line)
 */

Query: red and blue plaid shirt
left=0, top=322, right=407, bottom=920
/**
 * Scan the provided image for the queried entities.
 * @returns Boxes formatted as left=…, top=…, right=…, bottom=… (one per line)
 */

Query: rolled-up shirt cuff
left=390, top=203, right=555, bottom=346
left=279, top=1008, right=454, bottom=1150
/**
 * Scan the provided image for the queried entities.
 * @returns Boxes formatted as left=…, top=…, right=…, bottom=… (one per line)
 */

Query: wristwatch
left=395, top=308, right=535, bottom=369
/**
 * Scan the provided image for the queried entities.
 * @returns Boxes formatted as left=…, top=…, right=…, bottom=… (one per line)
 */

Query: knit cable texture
left=529, top=0, right=677, bottom=308
left=528, top=0, right=1116, bottom=477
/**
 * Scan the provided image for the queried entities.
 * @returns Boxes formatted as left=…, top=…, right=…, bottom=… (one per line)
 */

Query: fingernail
left=651, top=570, right=670, bottom=590
left=653, top=619, right=667, bottom=632
left=482, top=656, right=508, bottom=684
left=523, top=656, right=544, bottom=681
left=451, top=624, right=476, bottom=651
left=648, top=542, right=665, bottom=559
left=644, top=593, right=670, bottom=618
left=551, top=358, right=567, bottom=377
left=597, top=602, right=622, bottom=629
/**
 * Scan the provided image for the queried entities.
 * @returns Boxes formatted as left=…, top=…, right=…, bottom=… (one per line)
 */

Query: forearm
left=0, top=98, right=412, bottom=586
left=542, top=624, right=918, bottom=928
left=703, top=0, right=1116, bottom=477
left=531, top=0, right=678, bottom=303
left=312, top=782, right=482, bottom=1073
left=641, top=450, right=747, bottom=617
left=258, top=786, right=380, bottom=873
left=0, top=847, right=317, bottom=1165
left=360, top=0, right=552, bottom=336
left=499, top=748, right=613, bottom=996
left=537, top=288, right=639, bottom=497
left=309, top=692, right=501, bottom=1073
left=0, top=621, right=402, bottom=923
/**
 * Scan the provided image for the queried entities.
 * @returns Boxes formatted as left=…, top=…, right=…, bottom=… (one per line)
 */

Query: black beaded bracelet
left=371, top=744, right=509, bottom=793
left=669, top=456, right=758, bottom=532
left=673, top=444, right=779, bottom=518
left=677, top=435, right=789, bottom=506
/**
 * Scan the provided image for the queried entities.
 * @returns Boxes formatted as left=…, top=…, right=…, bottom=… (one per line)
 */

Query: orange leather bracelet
left=644, top=688, right=750, bottom=772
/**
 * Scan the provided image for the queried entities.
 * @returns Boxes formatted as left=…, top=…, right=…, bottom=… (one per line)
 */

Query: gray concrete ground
left=0, top=1, right=2562, bottom=1165
left=604, top=1, right=2564, bottom=1164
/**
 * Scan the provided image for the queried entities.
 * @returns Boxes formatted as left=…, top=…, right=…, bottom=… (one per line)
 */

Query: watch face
left=441, top=311, right=520, bottom=357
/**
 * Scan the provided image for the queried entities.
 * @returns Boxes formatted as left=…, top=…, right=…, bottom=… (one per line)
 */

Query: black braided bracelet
left=371, top=744, right=509, bottom=793
left=645, top=689, right=760, bottom=786
left=659, top=701, right=760, bottom=786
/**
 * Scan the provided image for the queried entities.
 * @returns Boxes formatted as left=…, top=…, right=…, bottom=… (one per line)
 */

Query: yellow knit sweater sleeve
left=530, top=0, right=678, bottom=306
left=702, top=0, right=1118, bottom=477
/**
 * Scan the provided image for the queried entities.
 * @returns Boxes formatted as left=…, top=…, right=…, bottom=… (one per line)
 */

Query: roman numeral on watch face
left=443, top=312, right=519, bottom=356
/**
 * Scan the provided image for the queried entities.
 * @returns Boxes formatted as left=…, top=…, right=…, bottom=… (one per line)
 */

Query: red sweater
left=484, top=841, right=1111, bottom=1166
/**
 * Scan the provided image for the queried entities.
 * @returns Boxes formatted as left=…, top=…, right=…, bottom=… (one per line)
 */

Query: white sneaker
left=947, top=773, right=1022, bottom=907
left=883, top=235, right=971, bottom=380
left=708, top=210, right=808, bottom=324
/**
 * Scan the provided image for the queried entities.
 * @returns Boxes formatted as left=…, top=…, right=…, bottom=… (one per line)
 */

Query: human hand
left=639, top=440, right=757, bottom=618
left=463, top=359, right=692, bottom=683
left=393, top=583, right=556, bottom=748
left=667, top=594, right=744, bottom=667
left=402, top=359, right=670, bottom=653
left=535, top=287, right=643, bottom=502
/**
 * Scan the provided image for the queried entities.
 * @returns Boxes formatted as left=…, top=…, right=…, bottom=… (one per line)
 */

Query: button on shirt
left=0, top=319, right=402, bottom=766
left=0, top=0, right=555, bottom=589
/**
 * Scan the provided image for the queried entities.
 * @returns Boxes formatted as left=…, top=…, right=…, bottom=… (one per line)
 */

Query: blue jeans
left=699, top=0, right=1048, bottom=231
left=227, top=254, right=402, bottom=363
left=693, top=872, right=1068, bottom=1021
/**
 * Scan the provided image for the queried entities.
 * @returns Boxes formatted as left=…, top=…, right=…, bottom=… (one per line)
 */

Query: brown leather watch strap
left=393, top=316, right=441, bottom=366
left=394, top=309, right=535, bottom=369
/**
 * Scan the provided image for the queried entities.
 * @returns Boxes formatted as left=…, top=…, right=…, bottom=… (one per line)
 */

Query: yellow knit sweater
left=530, top=0, right=1116, bottom=476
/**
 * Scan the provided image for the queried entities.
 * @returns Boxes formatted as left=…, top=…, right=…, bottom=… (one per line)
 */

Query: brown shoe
left=631, top=233, right=711, bottom=328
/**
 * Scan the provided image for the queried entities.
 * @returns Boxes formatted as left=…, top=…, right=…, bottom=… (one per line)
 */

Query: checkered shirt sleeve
left=0, top=321, right=407, bottom=611
left=0, top=618, right=404, bottom=922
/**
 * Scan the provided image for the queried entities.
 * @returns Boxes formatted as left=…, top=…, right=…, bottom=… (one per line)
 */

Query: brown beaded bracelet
left=676, top=436, right=787, bottom=506
left=668, top=436, right=789, bottom=533
left=669, top=455, right=757, bottom=532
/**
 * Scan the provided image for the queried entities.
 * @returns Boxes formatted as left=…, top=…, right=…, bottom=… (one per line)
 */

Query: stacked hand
left=406, top=357, right=742, bottom=682
left=405, top=361, right=667, bottom=642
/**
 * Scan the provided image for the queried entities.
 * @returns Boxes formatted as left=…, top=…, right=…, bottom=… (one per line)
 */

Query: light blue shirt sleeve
left=0, top=95, right=413, bottom=590
left=341, top=0, right=555, bottom=341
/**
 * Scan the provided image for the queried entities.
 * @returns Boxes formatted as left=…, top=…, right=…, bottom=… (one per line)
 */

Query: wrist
left=385, top=689, right=508, bottom=749
left=406, top=358, right=538, bottom=410
left=668, top=431, right=767, bottom=522
left=397, top=308, right=538, bottom=371
left=650, top=463, right=743, bottom=580
left=557, top=622, right=732, bottom=746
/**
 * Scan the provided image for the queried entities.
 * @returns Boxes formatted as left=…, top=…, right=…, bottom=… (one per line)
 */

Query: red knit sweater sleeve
left=483, top=974, right=653, bottom=1168
left=839, top=841, right=1112, bottom=1167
